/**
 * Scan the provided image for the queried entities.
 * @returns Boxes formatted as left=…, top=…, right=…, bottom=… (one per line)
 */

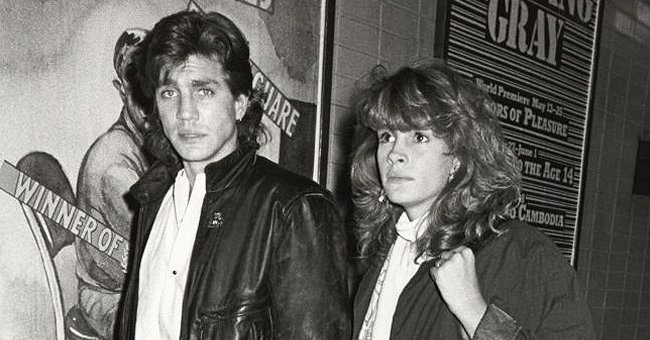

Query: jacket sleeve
left=473, top=241, right=595, bottom=340
left=270, top=192, right=351, bottom=339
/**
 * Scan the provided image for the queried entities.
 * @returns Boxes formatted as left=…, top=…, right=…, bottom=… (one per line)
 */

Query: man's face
left=156, top=54, right=247, bottom=176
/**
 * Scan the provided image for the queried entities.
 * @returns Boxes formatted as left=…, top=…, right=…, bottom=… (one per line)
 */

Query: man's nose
left=177, top=95, right=198, bottom=120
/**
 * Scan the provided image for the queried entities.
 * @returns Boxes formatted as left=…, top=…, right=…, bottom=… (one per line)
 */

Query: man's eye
left=378, top=132, right=394, bottom=143
left=414, top=132, right=429, bottom=143
left=159, top=89, right=176, bottom=99
left=198, top=88, right=214, bottom=97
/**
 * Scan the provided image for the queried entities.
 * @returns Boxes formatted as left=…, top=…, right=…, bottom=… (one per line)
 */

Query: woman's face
left=376, top=128, right=456, bottom=220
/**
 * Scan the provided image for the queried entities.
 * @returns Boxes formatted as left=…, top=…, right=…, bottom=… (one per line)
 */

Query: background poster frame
left=212, top=0, right=336, bottom=184
left=437, top=0, right=604, bottom=266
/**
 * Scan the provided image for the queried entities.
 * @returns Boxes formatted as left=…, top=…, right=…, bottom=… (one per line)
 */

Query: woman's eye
left=414, top=132, right=429, bottom=143
left=378, top=132, right=394, bottom=143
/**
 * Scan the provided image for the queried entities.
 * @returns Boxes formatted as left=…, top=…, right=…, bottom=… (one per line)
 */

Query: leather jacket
left=118, top=144, right=350, bottom=339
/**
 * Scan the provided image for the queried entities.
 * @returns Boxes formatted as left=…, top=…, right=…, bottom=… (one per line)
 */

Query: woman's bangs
left=364, top=88, right=434, bottom=131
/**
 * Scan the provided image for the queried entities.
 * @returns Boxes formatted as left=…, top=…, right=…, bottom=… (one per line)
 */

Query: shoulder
left=486, top=220, right=565, bottom=259
left=248, top=156, right=336, bottom=205
left=476, top=220, right=575, bottom=279
left=81, top=129, right=143, bottom=170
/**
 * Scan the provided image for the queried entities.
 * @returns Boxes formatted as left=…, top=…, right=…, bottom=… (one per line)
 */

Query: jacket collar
left=131, top=141, right=258, bottom=204
left=203, top=141, right=258, bottom=192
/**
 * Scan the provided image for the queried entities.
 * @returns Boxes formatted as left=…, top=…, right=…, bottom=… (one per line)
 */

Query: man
left=68, top=28, right=151, bottom=340
left=118, top=10, right=350, bottom=339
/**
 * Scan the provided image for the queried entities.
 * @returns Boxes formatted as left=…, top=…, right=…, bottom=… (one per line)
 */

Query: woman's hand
left=429, top=246, right=487, bottom=338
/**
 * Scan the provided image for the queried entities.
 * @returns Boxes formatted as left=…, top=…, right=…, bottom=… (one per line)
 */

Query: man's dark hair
left=138, top=10, right=264, bottom=166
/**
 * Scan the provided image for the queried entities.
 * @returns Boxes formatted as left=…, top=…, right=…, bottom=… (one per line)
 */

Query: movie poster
left=0, top=0, right=331, bottom=338
left=443, top=0, right=603, bottom=264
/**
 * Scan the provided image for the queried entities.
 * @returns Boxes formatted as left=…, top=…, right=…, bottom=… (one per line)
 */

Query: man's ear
left=235, top=94, right=248, bottom=121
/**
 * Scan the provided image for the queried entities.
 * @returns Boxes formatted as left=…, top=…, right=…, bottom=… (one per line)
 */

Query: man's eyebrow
left=158, top=69, right=174, bottom=86
left=190, top=78, right=220, bottom=87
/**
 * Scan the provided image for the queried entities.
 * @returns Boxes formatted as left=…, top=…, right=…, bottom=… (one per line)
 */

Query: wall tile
left=386, top=0, right=419, bottom=13
left=603, top=307, right=622, bottom=325
left=332, top=75, right=362, bottom=107
left=627, top=102, right=645, bottom=125
left=334, top=45, right=378, bottom=79
left=592, top=231, right=612, bottom=251
left=587, top=286, right=606, bottom=307
left=418, top=18, right=435, bottom=59
left=628, top=256, right=645, bottom=274
left=380, top=31, right=417, bottom=66
left=624, top=291, right=641, bottom=309
left=338, top=16, right=379, bottom=55
left=421, top=0, right=437, bottom=19
left=610, top=233, right=630, bottom=254
left=381, top=2, right=418, bottom=38
left=609, top=253, right=628, bottom=272
left=630, top=219, right=647, bottom=239
left=591, top=251, right=610, bottom=271
left=339, top=0, right=380, bottom=26
left=628, top=83, right=648, bottom=110
left=614, top=196, right=632, bottom=218
left=609, top=73, right=629, bottom=99
left=631, top=197, right=650, bottom=222
left=628, top=61, right=648, bottom=87
left=593, top=209, right=613, bottom=233
left=626, top=273, right=643, bottom=291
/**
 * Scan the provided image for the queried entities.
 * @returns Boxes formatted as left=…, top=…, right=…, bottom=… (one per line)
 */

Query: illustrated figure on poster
left=117, top=10, right=350, bottom=339
left=350, top=61, right=595, bottom=339
left=65, top=28, right=151, bottom=340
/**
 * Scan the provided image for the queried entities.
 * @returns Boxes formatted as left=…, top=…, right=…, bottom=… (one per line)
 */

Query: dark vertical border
left=434, top=0, right=451, bottom=59
left=317, top=0, right=336, bottom=185
left=573, top=0, right=605, bottom=270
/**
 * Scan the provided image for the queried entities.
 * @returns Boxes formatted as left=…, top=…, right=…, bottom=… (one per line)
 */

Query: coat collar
left=131, top=141, right=258, bottom=204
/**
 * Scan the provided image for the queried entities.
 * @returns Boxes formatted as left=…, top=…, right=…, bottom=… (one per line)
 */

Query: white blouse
left=359, top=212, right=429, bottom=340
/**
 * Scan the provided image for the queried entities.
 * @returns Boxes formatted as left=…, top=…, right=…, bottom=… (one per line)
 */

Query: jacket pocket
left=196, top=299, right=272, bottom=340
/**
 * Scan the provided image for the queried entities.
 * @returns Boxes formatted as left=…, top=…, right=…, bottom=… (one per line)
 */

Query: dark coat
left=353, top=220, right=595, bottom=339
left=118, top=144, right=350, bottom=339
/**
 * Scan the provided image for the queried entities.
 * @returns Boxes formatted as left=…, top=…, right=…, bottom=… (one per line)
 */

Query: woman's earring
left=448, top=159, right=460, bottom=183
left=378, top=189, right=386, bottom=203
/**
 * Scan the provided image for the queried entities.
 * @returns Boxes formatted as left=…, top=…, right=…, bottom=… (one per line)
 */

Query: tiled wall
left=328, top=0, right=650, bottom=338
left=577, top=1, right=650, bottom=338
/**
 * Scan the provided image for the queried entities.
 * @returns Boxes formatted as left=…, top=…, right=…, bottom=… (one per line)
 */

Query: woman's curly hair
left=134, top=10, right=265, bottom=167
left=350, top=60, right=521, bottom=263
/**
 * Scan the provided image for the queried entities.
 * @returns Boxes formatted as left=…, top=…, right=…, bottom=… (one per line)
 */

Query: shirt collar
left=395, top=212, right=428, bottom=243
left=173, top=170, right=206, bottom=224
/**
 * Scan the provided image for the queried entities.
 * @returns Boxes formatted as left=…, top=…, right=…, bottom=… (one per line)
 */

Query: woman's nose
left=387, top=141, right=407, bottom=165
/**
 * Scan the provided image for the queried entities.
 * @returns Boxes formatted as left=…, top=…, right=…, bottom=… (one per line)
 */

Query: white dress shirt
left=135, top=170, right=206, bottom=340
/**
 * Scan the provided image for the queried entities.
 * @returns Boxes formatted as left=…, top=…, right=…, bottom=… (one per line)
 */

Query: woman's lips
left=386, top=176, right=414, bottom=184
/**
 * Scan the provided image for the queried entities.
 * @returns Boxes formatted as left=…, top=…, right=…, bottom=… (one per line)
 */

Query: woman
left=350, top=61, right=594, bottom=339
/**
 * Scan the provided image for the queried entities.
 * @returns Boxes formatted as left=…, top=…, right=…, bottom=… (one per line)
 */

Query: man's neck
left=182, top=165, right=202, bottom=192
